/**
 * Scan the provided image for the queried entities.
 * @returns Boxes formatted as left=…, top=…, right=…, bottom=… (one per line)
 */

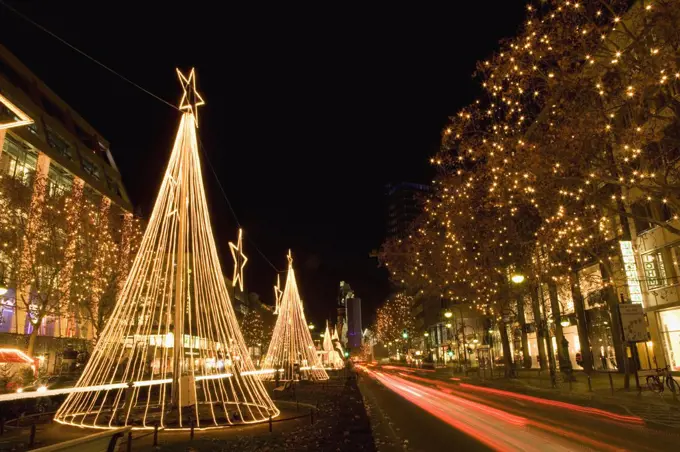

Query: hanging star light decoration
left=229, top=228, right=248, bottom=293
left=273, top=274, right=283, bottom=315
left=177, top=68, right=205, bottom=126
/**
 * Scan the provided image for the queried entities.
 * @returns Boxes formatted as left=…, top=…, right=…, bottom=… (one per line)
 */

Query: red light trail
left=358, top=365, right=639, bottom=451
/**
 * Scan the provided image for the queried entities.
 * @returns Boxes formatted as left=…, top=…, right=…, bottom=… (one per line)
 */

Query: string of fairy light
left=381, top=0, right=680, bottom=318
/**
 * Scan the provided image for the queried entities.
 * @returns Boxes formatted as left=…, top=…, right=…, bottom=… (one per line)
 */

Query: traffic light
left=447, top=350, right=454, bottom=357
left=402, top=330, right=408, bottom=339
left=344, top=351, right=349, bottom=358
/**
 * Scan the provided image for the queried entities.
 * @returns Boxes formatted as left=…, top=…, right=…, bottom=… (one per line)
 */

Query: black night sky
left=0, top=1, right=525, bottom=327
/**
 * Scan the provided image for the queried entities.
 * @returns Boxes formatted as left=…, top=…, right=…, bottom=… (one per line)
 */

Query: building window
left=27, top=122, right=38, bottom=136
left=642, top=251, right=668, bottom=290
left=47, top=162, right=74, bottom=198
left=45, top=126, right=74, bottom=161
left=0, top=135, right=38, bottom=185
left=105, top=173, right=122, bottom=197
left=81, top=158, right=100, bottom=181
left=658, top=309, right=680, bottom=372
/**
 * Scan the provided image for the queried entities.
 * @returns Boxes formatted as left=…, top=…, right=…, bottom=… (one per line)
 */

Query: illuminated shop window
left=643, top=251, right=667, bottom=290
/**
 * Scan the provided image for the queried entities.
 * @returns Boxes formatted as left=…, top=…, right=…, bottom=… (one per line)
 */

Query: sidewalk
left=432, top=366, right=680, bottom=429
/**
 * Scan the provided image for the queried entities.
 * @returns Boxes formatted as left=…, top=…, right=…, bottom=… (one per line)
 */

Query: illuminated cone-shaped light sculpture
left=260, top=252, right=328, bottom=381
left=331, top=326, right=345, bottom=358
left=323, top=321, right=344, bottom=369
left=55, top=69, right=278, bottom=430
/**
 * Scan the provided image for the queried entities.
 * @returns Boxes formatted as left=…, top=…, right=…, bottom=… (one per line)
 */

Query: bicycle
left=646, top=366, right=680, bottom=394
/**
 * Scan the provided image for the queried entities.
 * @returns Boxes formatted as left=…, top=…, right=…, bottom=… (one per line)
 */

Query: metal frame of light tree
left=260, top=251, right=328, bottom=381
left=54, top=69, right=278, bottom=430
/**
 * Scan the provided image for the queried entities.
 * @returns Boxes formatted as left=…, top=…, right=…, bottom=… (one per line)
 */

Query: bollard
left=268, top=415, right=273, bottom=433
left=127, top=431, right=132, bottom=452
left=190, top=420, right=195, bottom=440
left=310, top=408, right=314, bottom=425
left=608, top=372, right=614, bottom=395
left=29, top=422, right=36, bottom=447
left=153, top=423, right=159, bottom=447
left=569, top=376, right=573, bottom=392
left=1, top=416, right=4, bottom=436
left=587, top=374, right=593, bottom=392
left=296, top=399, right=299, bottom=412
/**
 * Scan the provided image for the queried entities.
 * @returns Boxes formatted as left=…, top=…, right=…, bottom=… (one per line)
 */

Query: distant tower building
left=386, top=182, right=431, bottom=238
left=337, top=281, right=353, bottom=346
left=346, top=297, right=362, bottom=349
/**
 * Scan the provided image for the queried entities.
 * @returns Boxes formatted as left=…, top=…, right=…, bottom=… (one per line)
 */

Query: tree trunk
left=547, top=280, right=570, bottom=372
left=570, top=271, right=593, bottom=373
left=516, top=295, right=532, bottom=369
left=498, top=320, right=514, bottom=377
left=529, top=285, right=547, bottom=370
left=600, top=262, right=628, bottom=384
left=27, top=325, right=40, bottom=357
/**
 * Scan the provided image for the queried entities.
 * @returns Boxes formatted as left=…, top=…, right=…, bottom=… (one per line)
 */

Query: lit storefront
left=658, top=308, right=680, bottom=372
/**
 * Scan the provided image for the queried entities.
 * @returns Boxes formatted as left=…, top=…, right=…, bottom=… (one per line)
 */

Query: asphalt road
left=357, top=364, right=680, bottom=451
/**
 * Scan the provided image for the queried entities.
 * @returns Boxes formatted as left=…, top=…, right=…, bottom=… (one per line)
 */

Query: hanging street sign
left=619, top=241, right=644, bottom=305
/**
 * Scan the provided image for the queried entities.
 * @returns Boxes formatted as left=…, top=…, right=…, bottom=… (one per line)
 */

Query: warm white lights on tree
left=260, top=251, right=328, bottom=381
left=54, top=69, right=278, bottom=430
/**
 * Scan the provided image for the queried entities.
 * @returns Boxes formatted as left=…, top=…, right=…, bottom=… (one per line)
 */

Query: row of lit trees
left=0, top=172, right=143, bottom=355
left=380, top=0, right=680, bottom=377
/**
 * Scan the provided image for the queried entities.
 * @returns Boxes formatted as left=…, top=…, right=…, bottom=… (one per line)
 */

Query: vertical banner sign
left=618, top=304, right=647, bottom=342
left=619, top=241, right=644, bottom=305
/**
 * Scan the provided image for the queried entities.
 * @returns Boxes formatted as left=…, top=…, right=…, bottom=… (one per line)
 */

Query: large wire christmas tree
left=261, top=252, right=328, bottom=381
left=55, top=69, right=278, bottom=430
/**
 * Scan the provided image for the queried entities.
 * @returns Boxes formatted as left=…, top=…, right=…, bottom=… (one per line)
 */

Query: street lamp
left=444, top=311, right=453, bottom=319
left=308, top=323, right=315, bottom=330
left=446, top=323, right=452, bottom=328
left=402, top=331, right=408, bottom=339
left=511, top=274, right=525, bottom=284
left=560, top=317, right=570, bottom=327
left=424, top=332, right=429, bottom=337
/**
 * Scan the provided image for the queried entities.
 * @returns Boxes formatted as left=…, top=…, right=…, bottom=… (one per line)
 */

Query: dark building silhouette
left=386, top=182, right=431, bottom=238
left=346, top=297, right=362, bottom=349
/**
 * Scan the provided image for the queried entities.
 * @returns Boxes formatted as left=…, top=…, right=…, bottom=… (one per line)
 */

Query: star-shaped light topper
left=273, top=274, right=283, bottom=315
left=176, top=68, right=205, bottom=126
left=229, top=228, right=248, bottom=292
left=287, top=249, right=294, bottom=267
